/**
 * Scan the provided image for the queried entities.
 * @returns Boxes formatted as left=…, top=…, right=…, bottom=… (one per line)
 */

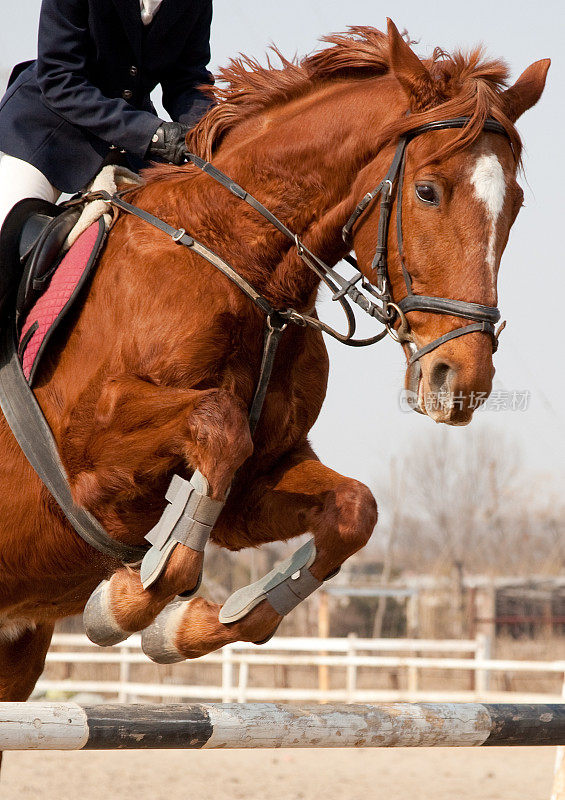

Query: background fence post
left=118, top=645, right=130, bottom=703
left=237, top=658, right=249, bottom=704
left=550, top=674, right=565, bottom=800
left=407, top=659, right=419, bottom=695
left=318, top=592, right=330, bottom=701
left=346, top=632, right=357, bottom=701
left=222, top=645, right=234, bottom=703
left=475, top=632, right=491, bottom=695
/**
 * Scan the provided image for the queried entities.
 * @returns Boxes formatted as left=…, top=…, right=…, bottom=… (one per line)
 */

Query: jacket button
left=122, top=89, right=133, bottom=101
left=129, top=66, right=138, bottom=77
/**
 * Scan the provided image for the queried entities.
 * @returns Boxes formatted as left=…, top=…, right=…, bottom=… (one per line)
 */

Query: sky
left=1, top=0, right=563, bottom=492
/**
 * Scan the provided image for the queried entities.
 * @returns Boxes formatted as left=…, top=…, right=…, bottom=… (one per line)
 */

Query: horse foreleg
left=0, top=622, right=54, bottom=701
left=141, top=446, right=377, bottom=661
left=72, top=375, right=252, bottom=643
left=0, top=623, right=54, bottom=770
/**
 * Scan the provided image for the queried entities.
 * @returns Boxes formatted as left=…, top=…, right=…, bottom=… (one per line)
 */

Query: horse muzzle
left=403, top=342, right=495, bottom=425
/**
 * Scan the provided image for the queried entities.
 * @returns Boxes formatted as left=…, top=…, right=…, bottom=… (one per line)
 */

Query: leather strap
left=407, top=321, right=496, bottom=365
left=405, top=117, right=510, bottom=142
left=182, top=156, right=392, bottom=344
left=248, top=316, right=287, bottom=436
left=0, top=324, right=148, bottom=563
left=398, top=295, right=501, bottom=324
left=94, top=191, right=277, bottom=319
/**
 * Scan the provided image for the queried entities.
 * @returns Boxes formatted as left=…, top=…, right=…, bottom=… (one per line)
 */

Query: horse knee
left=188, top=390, right=253, bottom=492
left=334, top=480, right=378, bottom=552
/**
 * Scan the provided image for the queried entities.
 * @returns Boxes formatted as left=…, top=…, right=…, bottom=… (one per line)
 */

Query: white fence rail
left=37, top=633, right=565, bottom=705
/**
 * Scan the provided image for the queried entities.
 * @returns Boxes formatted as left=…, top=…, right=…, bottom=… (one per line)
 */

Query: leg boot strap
left=140, top=470, right=224, bottom=591
left=219, top=539, right=328, bottom=624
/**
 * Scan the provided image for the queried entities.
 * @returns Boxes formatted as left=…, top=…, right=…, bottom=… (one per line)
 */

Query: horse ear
left=501, top=59, right=551, bottom=122
left=387, top=18, right=438, bottom=110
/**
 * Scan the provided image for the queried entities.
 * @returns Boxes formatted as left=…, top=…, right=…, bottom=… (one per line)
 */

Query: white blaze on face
left=470, top=153, right=506, bottom=284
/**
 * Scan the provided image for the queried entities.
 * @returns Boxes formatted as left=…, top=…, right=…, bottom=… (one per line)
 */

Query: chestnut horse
left=0, top=21, right=549, bottom=700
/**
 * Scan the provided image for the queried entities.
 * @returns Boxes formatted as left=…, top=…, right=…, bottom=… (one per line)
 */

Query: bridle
left=86, top=114, right=512, bottom=429
left=342, top=116, right=509, bottom=366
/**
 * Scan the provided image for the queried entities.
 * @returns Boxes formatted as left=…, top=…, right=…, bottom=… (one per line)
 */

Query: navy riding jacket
left=0, top=0, right=214, bottom=193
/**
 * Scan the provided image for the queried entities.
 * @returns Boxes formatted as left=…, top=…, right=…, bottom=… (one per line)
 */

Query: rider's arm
left=36, top=0, right=161, bottom=157
left=160, top=0, right=215, bottom=128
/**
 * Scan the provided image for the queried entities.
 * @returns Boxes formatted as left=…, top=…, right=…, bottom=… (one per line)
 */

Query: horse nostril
left=429, top=361, right=455, bottom=395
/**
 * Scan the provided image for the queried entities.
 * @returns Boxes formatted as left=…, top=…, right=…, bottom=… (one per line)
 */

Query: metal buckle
left=172, top=228, right=186, bottom=243
left=281, top=308, right=312, bottom=328
left=267, top=314, right=289, bottom=333
left=376, top=274, right=389, bottom=298
left=385, top=302, right=410, bottom=343
left=381, top=179, right=393, bottom=198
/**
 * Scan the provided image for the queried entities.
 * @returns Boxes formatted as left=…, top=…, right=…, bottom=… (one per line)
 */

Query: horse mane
left=183, top=25, right=521, bottom=166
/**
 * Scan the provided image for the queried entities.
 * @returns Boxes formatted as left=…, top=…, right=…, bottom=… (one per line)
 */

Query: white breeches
left=0, top=154, right=60, bottom=233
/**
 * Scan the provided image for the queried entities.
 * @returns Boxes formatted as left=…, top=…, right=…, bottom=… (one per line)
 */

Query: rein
left=87, top=115, right=510, bottom=434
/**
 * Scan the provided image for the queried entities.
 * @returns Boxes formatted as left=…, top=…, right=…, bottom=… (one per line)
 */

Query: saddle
left=0, top=198, right=106, bottom=383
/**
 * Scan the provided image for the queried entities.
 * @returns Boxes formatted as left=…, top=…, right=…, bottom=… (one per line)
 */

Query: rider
left=0, top=0, right=215, bottom=233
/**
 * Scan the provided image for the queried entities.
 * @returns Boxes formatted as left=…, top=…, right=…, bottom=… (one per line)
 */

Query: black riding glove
left=146, top=122, right=190, bottom=165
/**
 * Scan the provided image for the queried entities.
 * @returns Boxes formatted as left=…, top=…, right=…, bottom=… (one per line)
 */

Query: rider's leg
left=0, top=154, right=60, bottom=233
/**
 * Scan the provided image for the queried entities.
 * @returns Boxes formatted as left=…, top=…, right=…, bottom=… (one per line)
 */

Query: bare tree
left=374, top=426, right=562, bottom=576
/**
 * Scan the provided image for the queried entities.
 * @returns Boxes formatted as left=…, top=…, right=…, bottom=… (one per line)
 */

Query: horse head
left=349, top=20, right=549, bottom=424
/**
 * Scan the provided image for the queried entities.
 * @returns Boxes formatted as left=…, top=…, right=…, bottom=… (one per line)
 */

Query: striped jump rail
left=1, top=702, right=564, bottom=750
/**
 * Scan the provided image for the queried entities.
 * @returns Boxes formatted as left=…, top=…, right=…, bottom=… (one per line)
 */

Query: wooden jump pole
left=0, top=702, right=564, bottom=751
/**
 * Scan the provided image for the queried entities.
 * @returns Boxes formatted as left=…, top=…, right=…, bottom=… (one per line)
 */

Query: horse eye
left=415, top=183, right=440, bottom=206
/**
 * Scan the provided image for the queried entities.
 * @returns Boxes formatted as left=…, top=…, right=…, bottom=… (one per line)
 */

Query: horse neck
left=171, top=78, right=403, bottom=310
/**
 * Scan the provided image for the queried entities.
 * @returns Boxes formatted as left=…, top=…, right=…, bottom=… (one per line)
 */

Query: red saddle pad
left=19, top=219, right=106, bottom=383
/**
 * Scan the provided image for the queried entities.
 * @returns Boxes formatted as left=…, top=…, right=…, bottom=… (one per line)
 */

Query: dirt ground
left=1, top=746, right=557, bottom=800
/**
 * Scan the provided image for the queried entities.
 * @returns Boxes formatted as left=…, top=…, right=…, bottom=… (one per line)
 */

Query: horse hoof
left=141, top=600, right=188, bottom=664
left=83, top=580, right=132, bottom=646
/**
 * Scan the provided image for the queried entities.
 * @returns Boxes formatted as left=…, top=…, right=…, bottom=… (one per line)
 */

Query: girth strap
left=0, top=325, right=148, bottom=564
